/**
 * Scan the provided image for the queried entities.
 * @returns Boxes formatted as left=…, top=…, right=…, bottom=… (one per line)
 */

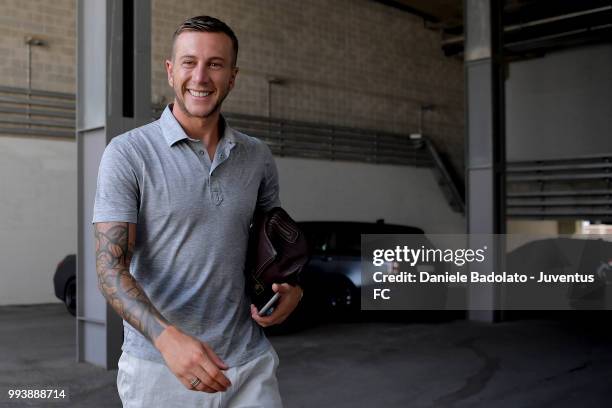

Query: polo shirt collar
left=160, top=104, right=236, bottom=147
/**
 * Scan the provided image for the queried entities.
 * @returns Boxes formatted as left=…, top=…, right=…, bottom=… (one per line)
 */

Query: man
left=93, top=16, right=301, bottom=407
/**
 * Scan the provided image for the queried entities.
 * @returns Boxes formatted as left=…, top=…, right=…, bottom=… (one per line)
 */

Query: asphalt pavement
left=1, top=304, right=611, bottom=407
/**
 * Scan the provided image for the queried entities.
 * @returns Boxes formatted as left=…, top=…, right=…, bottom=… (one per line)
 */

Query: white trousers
left=117, top=349, right=283, bottom=408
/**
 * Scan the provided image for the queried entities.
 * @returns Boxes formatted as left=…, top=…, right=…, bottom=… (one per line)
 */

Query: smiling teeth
left=189, top=90, right=212, bottom=97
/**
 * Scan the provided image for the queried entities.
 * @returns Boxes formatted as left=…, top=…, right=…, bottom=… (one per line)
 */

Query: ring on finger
left=190, top=377, right=201, bottom=389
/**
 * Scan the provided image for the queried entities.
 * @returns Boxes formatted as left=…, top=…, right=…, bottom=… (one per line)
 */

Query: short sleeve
left=92, top=139, right=140, bottom=224
left=256, top=142, right=281, bottom=211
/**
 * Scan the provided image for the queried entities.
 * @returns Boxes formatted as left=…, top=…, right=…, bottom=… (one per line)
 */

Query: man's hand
left=154, top=326, right=231, bottom=393
left=251, top=283, right=303, bottom=327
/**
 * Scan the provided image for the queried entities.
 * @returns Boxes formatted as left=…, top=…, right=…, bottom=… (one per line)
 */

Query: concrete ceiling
left=373, top=0, right=612, bottom=57
left=373, top=0, right=463, bottom=29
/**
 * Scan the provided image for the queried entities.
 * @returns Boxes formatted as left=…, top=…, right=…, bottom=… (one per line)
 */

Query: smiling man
left=92, top=16, right=301, bottom=407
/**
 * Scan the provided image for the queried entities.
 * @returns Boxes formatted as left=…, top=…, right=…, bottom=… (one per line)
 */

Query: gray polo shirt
left=92, top=105, right=280, bottom=366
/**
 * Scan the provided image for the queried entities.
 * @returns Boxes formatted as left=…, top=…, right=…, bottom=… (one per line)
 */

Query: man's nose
left=192, top=63, right=210, bottom=83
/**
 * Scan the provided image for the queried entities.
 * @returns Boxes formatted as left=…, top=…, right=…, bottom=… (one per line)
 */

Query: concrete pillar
left=76, top=0, right=151, bottom=369
left=464, top=0, right=506, bottom=322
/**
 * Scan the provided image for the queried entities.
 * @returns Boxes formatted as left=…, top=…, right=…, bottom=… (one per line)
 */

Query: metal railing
left=507, top=155, right=612, bottom=219
left=152, top=105, right=433, bottom=167
left=0, top=85, right=75, bottom=138
left=0, top=86, right=464, bottom=213
left=223, top=113, right=432, bottom=167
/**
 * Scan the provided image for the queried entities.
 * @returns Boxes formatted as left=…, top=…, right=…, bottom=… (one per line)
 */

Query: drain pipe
left=265, top=76, right=285, bottom=153
left=25, top=36, right=46, bottom=91
left=418, top=104, right=435, bottom=135
left=24, top=36, right=46, bottom=126
left=266, top=76, right=285, bottom=118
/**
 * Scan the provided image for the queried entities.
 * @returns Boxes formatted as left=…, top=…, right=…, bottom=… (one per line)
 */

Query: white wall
left=0, top=140, right=463, bottom=306
left=506, top=44, right=612, bottom=161
left=0, top=137, right=76, bottom=305
left=276, top=157, right=465, bottom=234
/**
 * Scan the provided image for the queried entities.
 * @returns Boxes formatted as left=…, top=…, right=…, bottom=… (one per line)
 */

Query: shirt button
left=219, top=154, right=224, bottom=159
left=199, top=150, right=205, bottom=155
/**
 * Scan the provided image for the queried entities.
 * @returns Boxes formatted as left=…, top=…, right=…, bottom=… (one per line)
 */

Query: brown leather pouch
left=245, top=207, right=309, bottom=307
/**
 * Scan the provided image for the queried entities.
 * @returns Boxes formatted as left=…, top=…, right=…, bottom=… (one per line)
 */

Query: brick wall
left=151, top=0, right=464, bottom=175
left=0, top=0, right=76, bottom=93
left=0, top=0, right=464, bottom=175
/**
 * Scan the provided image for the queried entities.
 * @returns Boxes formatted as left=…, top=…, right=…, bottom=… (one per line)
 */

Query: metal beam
left=76, top=0, right=151, bottom=369
left=371, top=0, right=440, bottom=22
left=443, top=5, right=612, bottom=56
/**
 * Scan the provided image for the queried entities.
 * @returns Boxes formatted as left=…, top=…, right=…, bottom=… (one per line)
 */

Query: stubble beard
left=175, top=88, right=228, bottom=119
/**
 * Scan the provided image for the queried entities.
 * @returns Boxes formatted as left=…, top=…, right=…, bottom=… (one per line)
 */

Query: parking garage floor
left=2, top=304, right=612, bottom=407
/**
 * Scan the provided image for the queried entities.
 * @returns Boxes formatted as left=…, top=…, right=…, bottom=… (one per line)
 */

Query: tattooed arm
left=94, top=222, right=169, bottom=343
left=93, top=221, right=231, bottom=392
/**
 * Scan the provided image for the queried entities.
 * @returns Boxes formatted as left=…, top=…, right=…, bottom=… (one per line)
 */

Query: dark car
left=296, top=221, right=426, bottom=315
left=53, top=254, right=76, bottom=316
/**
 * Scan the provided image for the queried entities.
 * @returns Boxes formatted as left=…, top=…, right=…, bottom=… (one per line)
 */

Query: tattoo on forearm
left=94, top=222, right=169, bottom=343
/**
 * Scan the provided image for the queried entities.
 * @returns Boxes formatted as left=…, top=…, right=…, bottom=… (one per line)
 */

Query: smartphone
left=258, top=292, right=281, bottom=316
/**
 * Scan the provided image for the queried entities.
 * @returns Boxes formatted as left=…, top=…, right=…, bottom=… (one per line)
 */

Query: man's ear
left=228, top=66, right=239, bottom=91
left=165, top=59, right=174, bottom=87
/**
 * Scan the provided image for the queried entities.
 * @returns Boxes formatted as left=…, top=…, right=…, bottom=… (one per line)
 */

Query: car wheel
left=64, top=278, right=76, bottom=316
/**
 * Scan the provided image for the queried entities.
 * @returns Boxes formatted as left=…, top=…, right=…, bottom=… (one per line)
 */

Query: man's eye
left=209, top=62, right=222, bottom=69
left=182, top=61, right=195, bottom=66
